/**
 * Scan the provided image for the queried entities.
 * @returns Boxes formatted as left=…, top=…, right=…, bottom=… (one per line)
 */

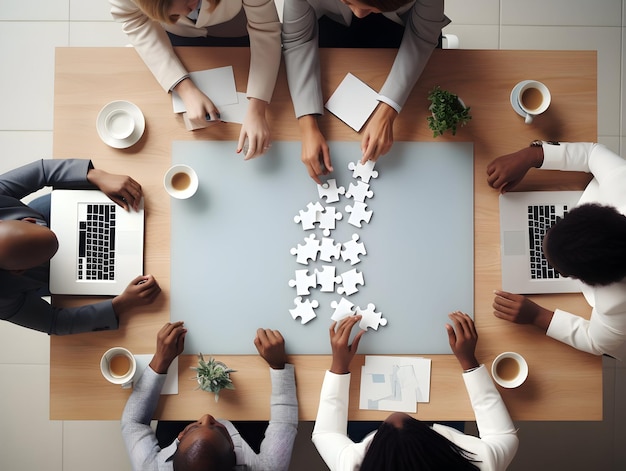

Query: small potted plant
left=426, top=86, right=471, bottom=137
left=191, top=353, right=236, bottom=402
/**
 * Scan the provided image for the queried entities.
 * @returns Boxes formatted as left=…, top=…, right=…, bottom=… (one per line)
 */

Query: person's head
left=173, top=414, right=236, bottom=471
left=543, top=203, right=626, bottom=286
left=135, top=0, right=220, bottom=24
left=0, top=219, right=59, bottom=272
left=339, top=0, right=413, bottom=17
left=360, top=412, right=480, bottom=471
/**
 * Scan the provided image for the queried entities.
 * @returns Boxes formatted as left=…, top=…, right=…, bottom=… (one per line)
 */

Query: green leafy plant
left=191, top=353, right=236, bottom=402
left=426, top=86, right=472, bottom=137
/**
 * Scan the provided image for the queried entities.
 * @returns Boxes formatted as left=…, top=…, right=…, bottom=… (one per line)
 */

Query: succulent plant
left=191, top=353, right=236, bottom=402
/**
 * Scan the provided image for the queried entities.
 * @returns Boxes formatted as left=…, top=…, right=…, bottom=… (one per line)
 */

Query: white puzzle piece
left=288, top=269, right=316, bottom=296
left=317, top=179, right=346, bottom=203
left=289, top=296, right=319, bottom=324
left=357, top=303, right=388, bottom=330
left=330, top=297, right=356, bottom=322
left=319, top=237, right=342, bottom=262
left=348, top=160, right=379, bottom=183
left=337, top=268, right=364, bottom=296
left=318, top=206, right=343, bottom=236
left=293, top=201, right=324, bottom=230
left=341, top=234, right=367, bottom=265
left=345, top=201, right=373, bottom=228
left=315, top=265, right=342, bottom=292
left=290, top=234, right=321, bottom=265
left=345, top=180, right=373, bottom=203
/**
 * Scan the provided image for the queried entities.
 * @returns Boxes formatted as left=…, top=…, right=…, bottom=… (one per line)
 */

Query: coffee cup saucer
left=510, top=80, right=533, bottom=118
left=96, top=100, right=145, bottom=149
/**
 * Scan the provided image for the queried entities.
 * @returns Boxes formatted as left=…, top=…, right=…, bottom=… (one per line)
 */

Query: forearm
left=0, top=159, right=92, bottom=198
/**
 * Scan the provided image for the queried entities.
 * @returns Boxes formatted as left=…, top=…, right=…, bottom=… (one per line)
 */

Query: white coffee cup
left=100, top=347, right=137, bottom=387
left=514, top=81, right=551, bottom=124
left=104, top=108, right=135, bottom=140
left=163, top=164, right=199, bottom=199
left=491, top=351, right=528, bottom=388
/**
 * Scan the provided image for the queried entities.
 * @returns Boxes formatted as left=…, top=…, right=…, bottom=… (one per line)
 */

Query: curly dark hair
left=544, top=203, right=626, bottom=286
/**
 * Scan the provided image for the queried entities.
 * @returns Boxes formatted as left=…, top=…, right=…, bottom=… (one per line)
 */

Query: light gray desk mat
left=171, top=141, right=473, bottom=355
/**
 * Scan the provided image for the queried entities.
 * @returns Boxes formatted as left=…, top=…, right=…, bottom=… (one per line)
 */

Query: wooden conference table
left=51, top=47, right=600, bottom=421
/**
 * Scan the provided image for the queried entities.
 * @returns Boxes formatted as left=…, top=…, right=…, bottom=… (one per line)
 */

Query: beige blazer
left=110, top=0, right=281, bottom=103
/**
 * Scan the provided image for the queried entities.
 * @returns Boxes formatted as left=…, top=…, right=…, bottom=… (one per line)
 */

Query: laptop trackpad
left=117, top=231, right=143, bottom=255
left=503, top=231, right=525, bottom=256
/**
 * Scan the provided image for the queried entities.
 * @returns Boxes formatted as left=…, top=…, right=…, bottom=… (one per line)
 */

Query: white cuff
left=376, top=94, right=402, bottom=114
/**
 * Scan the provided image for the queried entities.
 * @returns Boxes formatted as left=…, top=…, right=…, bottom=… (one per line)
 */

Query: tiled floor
left=0, top=1, right=624, bottom=470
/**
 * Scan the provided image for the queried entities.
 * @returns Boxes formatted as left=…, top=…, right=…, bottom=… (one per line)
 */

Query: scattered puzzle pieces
left=289, top=297, right=319, bottom=324
left=318, top=206, right=343, bottom=236
left=356, top=303, right=387, bottom=330
left=315, top=265, right=342, bottom=292
left=319, top=237, right=341, bottom=262
left=341, top=234, right=366, bottom=265
left=330, top=297, right=356, bottom=322
left=345, top=201, right=373, bottom=228
left=288, top=269, right=316, bottom=296
left=345, top=180, right=373, bottom=203
left=337, top=268, right=364, bottom=296
left=290, top=234, right=321, bottom=265
left=348, top=160, right=379, bottom=183
left=294, top=201, right=324, bottom=231
left=317, top=179, right=345, bottom=203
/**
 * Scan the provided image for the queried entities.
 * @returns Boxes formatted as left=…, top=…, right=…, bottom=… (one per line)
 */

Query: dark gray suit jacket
left=0, top=159, right=118, bottom=335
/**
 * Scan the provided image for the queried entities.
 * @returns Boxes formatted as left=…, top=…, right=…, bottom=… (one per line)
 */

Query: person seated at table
left=281, top=0, right=450, bottom=183
left=0, top=159, right=161, bottom=335
left=109, top=0, right=281, bottom=159
left=121, top=321, right=298, bottom=470
left=487, top=141, right=626, bottom=360
left=312, top=312, right=519, bottom=471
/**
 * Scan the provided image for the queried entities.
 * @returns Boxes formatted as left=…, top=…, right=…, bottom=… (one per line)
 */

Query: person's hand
left=329, top=315, right=365, bottom=374
left=112, top=274, right=161, bottom=315
left=86, top=168, right=142, bottom=211
left=493, top=290, right=554, bottom=331
left=298, top=115, right=332, bottom=184
left=445, top=311, right=479, bottom=371
left=254, top=328, right=287, bottom=369
left=486, top=146, right=544, bottom=193
left=360, top=102, right=397, bottom=164
left=174, top=78, right=220, bottom=127
left=149, top=321, right=187, bottom=374
left=237, top=98, right=271, bottom=160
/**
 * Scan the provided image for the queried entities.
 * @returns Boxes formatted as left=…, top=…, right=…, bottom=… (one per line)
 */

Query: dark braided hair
left=544, top=203, right=626, bottom=286
left=360, top=417, right=480, bottom=471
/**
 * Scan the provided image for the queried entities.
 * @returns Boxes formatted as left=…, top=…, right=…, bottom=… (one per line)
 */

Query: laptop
left=49, top=190, right=144, bottom=296
left=499, top=190, right=584, bottom=294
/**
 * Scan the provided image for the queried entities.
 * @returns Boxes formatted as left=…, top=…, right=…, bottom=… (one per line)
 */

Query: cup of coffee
left=100, top=347, right=137, bottom=386
left=104, top=108, right=135, bottom=141
left=164, top=164, right=198, bottom=199
left=491, top=351, right=528, bottom=388
left=513, top=81, right=551, bottom=124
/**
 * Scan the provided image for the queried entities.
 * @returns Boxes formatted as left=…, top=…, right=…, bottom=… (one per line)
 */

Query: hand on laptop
left=492, top=290, right=554, bottom=332
left=486, top=146, right=544, bottom=194
left=112, top=274, right=161, bottom=315
left=86, top=168, right=142, bottom=211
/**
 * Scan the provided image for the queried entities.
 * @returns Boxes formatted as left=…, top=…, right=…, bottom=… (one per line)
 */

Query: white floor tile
left=442, top=24, right=500, bottom=49
left=502, top=0, right=622, bottom=26
left=70, top=0, right=115, bottom=21
left=0, top=322, right=50, bottom=364
left=0, top=365, right=63, bottom=471
left=501, top=25, right=622, bottom=137
left=63, top=421, right=132, bottom=471
left=445, top=0, right=500, bottom=25
left=69, top=21, right=130, bottom=46
left=0, top=0, right=68, bottom=21
left=0, top=22, right=69, bottom=131
left=0, top=131, right=53, bottom=173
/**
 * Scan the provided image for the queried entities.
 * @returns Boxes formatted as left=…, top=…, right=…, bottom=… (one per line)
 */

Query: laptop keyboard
left=77, top=203, right=116, bottom=281
left=528, top=204, right=567, bottom=280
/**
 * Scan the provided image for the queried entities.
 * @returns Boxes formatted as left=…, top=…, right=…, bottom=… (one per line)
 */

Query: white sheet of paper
left=132, top=355, right=179, bottom=395
left=324, top=73, right=379, bottom=132
left=172, top=66, right=238, bottom=113
left=359, top=355, right=431, bottom=412
left=218, top=92, right=248, bottom=124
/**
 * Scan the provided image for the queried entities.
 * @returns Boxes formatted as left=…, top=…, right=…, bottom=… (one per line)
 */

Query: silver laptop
left=499, top=190, right=584, bottom=294
left=49, top=190, right=144, bottom=296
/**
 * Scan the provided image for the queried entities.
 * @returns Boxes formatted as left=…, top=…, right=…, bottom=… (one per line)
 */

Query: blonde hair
left=135, top=0, right=221, bottom=24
